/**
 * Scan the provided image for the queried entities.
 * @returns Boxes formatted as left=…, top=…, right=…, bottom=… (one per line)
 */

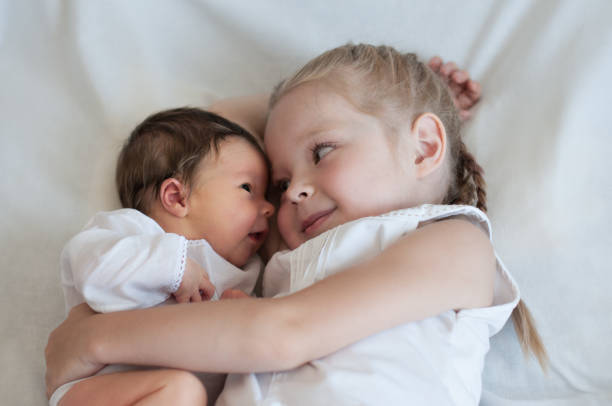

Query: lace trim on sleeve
left=170, top=236, right=188, bottom=293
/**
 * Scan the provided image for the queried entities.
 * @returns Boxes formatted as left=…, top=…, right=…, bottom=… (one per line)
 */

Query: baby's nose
left=262, top=200, right=275, bottom=217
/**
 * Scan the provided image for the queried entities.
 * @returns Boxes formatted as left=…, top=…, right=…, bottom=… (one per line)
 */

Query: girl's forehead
left=266, top=85, right=360, bottom=143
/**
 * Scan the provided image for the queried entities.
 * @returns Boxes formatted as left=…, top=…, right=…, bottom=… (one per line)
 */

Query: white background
left=1, top=1, right=611, bottom=404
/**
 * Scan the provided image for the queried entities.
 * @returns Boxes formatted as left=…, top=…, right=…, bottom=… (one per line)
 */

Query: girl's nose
left=286, top=180, right=314, bottom=204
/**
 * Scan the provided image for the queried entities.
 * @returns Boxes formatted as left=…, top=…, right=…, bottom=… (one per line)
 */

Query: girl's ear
left=412, top=113, right=447, bottom=178
left=159, top=178, right=189, bottom=218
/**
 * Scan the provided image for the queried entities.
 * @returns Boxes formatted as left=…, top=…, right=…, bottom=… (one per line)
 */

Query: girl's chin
left=286, top=229, right=330, bottom=250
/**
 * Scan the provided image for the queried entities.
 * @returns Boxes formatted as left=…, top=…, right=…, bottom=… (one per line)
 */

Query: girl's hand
left=428, top=56, right=482, bottom=121
left=220, top=289, right=250, bottom=300
left=45, top=303, right=105, bottom=399
left=174, top=258, right=216, bottom=303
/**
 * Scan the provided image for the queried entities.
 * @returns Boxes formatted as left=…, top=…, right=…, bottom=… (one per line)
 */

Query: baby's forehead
left=205, top=136, right=269, bottom=173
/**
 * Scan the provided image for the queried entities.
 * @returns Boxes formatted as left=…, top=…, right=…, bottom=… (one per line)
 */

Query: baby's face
left=186, top=137, right=274, bottom=267
left=265, top=82, right=419, bottom=250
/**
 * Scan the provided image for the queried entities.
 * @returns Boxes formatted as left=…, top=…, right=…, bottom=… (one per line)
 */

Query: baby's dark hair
left=116, top=107, right=264, bottom=214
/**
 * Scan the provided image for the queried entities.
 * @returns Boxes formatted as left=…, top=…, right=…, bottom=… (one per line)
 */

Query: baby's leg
left=59, top=369, right=207, bottom=406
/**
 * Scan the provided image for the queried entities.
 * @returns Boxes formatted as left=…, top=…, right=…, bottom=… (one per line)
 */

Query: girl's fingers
left=429, top=57, right=481, bottom=121
left=466, top=80, right=482, bottom=99
left=428, top=56, right=443, bottom=72
left=451, top=70, right=469, bottom=85
left=457, top=94, right=475, bottom=110
left=439, top=61, right=458, bottom=79
left=220, top=289, right=249, bottom=300
left=459, top=110, right=472, bottom=121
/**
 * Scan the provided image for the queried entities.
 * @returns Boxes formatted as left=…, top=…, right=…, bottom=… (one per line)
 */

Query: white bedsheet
left=1, top=1, right=611, bottom=404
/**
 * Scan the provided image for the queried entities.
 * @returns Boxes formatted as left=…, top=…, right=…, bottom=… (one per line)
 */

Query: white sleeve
left=61, top=209, right=187, bottom=313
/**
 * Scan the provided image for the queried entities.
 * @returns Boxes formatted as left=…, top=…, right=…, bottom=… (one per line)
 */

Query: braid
left=449, top=140, right=487, bottom=212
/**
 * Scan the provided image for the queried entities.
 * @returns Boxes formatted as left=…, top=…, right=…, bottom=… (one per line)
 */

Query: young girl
left=46, top=44, right=545, bottom=405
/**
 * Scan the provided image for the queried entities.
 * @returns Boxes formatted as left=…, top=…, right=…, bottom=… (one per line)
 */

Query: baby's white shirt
left=217, top=204, right=519, bottom=406
left=51, top=208, right=262, bottom=406
left=60, top=208, right=261, bottom=313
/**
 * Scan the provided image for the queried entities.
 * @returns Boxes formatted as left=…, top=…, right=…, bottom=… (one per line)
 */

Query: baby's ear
left=412, top=113, right=447, bottom=178
left=159, top=178, right=189, bottom=218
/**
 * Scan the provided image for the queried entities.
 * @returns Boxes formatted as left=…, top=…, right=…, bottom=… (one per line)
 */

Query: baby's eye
left=276, top=179, right=290, bottom=193
left=240, top=183, right=252, bottom=193
left=312, top=143, right=334, bottom=164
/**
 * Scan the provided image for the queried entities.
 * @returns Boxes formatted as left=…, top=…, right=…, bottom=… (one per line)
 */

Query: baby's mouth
left=248, top=230, right=267, bottom=243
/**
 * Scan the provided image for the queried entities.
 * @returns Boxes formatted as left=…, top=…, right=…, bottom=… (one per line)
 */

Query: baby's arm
left=63, top=210, right=211, bottom=312
left=174, top=257, right=216, bottom=303
left=46, top=218, right=494, bottom=394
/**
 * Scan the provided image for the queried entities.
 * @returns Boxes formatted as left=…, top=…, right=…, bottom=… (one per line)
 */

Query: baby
left=50, top=107, right=273, bottom=406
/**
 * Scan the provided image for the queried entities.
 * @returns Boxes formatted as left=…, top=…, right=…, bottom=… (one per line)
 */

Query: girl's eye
left=312, top=143, right=334, bottom=164
left=240, top=183, right=252, bottom=193
left=276, top=179, right=290, bottom=193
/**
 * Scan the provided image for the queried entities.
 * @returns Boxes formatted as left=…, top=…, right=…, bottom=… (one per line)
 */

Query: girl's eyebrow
left=303, top=119, right=344, bottom=140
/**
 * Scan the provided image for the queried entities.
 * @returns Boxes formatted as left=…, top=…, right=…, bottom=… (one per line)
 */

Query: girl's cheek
left=276, top=207, right=295, bottom=244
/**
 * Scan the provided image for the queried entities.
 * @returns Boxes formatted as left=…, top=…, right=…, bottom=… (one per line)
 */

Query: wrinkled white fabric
left=4, top=2, right=612, bottom=404
left=218, top=204, right=519, bottom=405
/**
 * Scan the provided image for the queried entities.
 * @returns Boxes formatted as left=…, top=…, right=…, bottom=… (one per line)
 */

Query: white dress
left=49, top=208, right=261, bottom=406
left=217, top=204, right=519, bottom=406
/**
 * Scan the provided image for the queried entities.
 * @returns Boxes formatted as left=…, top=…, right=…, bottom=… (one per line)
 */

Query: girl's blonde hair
left=270, top=43, right=547, bottom=369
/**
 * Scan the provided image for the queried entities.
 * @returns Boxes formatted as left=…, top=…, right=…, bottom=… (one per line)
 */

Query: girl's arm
left=206, top=56, right=482, bottom=138
left=46, top=218, right=494, bottom=396
left=208, top=94, right=270, bottom=141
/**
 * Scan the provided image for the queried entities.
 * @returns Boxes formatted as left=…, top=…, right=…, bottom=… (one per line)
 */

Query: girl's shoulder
left=379, top=204, right=491, bottom=238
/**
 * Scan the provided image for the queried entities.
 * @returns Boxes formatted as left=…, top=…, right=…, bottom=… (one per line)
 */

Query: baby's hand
left=428, top=56, right=482, bottom=121
left=174, top=258, right=216, bottom=303
left=220, top=289, right=250, bottom=300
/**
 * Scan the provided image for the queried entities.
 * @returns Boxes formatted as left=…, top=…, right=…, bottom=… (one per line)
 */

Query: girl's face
left=265, top=82, right=420, bottom=249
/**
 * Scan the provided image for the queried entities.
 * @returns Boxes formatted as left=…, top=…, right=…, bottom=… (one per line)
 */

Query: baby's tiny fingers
left=199, top=278, right=216, bottom=300
left=191, top=291, right=202, bottom=303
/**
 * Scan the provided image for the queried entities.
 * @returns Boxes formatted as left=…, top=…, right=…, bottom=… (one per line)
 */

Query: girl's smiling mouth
left=302, top=208, right=336, bottom=235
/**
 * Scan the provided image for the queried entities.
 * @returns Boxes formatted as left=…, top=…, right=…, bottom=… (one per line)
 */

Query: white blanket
left=2, top=1, right=611, bottom=404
